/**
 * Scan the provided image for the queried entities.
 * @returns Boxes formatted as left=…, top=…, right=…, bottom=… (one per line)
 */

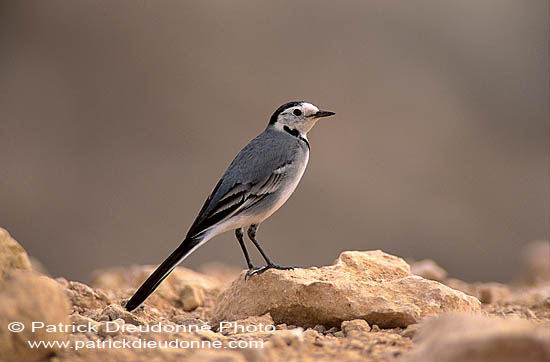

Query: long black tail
left=125, top=236, right=203, bottom=311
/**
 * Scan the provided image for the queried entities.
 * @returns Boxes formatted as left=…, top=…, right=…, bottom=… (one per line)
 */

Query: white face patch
left=275, top=102, right=322, bottom=136
left=299, top=103, right=320, bottom=117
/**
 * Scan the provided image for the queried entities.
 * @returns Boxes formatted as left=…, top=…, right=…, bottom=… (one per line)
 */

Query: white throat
left=271, top=121, right=309, bottom=141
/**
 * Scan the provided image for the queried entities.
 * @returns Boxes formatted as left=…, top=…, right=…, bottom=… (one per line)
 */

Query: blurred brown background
left=0, top=1, right=548, bottom=283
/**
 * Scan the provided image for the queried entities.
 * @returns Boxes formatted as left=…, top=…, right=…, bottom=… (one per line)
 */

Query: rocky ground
left=0, top=227, right=548, bottom=362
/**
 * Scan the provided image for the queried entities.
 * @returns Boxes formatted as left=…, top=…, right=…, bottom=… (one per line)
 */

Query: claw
left=244, top=264, right=295, bottom=279
left=245, top=266, right=262, bottom=280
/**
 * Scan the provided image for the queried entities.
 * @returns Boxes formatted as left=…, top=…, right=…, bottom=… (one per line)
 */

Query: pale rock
left=401, top=314, right=550, bottom=362
left=97, top=303, right=145, bottom=325
left=91, top=265, right=222, bottom=311
left=98, top=318, right=125, bottom=338
left=180, top=284, right=204, bottom=311
left=217, top=313, right=275, bottom=336
left=313, top=324, right=327, bottom=334
left=187, top=350, right=247, bottom=362
left=70, top=314, right=101, bottom=339
left=212, top=250, right=481, bottom=328
left=238, top=348, right=266, bottom=362
left=400, top=324, right=420, bottom=339
left=171, top=316, right=209, bottom=328
left=341, top=319, right=371, bottom=337
left=302, top=328, right=322, bottom=343
left=64, top=280, right=112, bottom=314
left=521, top=240, right=550, bottom=285
left=443, top=278, right=477, bottom=297
left=326, top=327, right=338, bottom=334
left=477, top=283, right=511, bottom=304
left=193, top=328, right=222, bottom=342
left=444, top=277, right=548, bottom=311
left=410, top=259, right=448, bottom=281
left=0, top=227, right=32, bottom=280
left=0, top=271, right=70, bottom=362
left=269, top=328, right=304, bottom=347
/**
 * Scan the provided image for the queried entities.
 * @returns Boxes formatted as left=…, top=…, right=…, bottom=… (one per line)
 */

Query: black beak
left=312, top=110, right=335, bottom=118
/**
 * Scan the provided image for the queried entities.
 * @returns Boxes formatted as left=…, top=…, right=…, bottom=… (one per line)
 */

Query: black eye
left=293, top=109, right=302, bottom=116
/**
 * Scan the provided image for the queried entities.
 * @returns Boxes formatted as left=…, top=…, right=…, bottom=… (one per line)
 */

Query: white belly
left=258, top=151, right=309, bottom=222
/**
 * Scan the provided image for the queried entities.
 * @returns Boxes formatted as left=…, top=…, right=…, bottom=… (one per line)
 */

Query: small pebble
left=313, top=324, right=326, bottom=333
left=326, top=327, right=338, bottom=334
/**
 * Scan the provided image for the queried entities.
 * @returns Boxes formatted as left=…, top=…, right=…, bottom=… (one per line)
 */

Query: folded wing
left=186, top=161, right=291, bottom=239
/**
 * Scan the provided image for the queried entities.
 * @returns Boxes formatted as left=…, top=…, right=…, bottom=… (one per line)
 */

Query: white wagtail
left=125, top=101, right=335, bottom=311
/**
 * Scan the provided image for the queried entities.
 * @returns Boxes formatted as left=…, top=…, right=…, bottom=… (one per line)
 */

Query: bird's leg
left=236, top=228, right=262, bottom=279
left=247, top=224, right=273, bottom=265
left=246, top=224, right=294, bottom=277
left=235, top=228, right=254, bottom=270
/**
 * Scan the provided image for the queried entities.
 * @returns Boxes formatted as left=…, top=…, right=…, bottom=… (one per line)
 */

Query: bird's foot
left=245, top=264, right=295, bottom=279
left=245, top=266, right=262, bottom=280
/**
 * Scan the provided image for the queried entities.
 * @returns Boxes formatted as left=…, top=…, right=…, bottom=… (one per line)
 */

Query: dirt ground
left=0, top=228, right=548, bottom=362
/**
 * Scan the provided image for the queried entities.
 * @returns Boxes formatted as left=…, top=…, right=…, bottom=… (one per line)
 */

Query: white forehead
left=298, top=102, right=319, bottom=115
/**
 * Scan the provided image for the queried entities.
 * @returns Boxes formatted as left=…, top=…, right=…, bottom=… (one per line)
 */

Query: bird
left=125, top=101, right=335, bottom=311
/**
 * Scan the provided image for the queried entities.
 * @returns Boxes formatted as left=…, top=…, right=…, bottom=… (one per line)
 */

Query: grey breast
left=214, top=127, right=308, bottom=207
left=185, top=126, right=309, bottom=239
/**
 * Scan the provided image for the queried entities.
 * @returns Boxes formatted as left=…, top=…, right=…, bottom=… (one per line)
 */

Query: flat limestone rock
left=211, top=250, right=481, bottom=328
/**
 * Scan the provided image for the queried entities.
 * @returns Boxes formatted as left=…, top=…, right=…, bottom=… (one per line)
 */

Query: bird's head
left=268, top=101, right=335, bottom=136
